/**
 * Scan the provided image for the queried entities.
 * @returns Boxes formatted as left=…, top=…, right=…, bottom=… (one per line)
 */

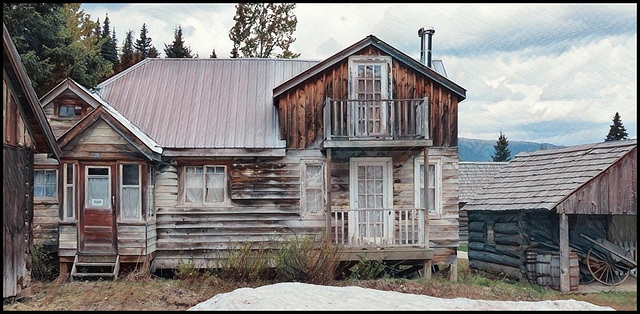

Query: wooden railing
left=323, top=98, right=428, bottom=140
left=331, top=208, right=426, bottom=247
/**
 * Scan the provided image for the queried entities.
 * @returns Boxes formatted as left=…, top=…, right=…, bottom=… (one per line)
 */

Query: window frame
left=146, top=164, right=156, bottom=221
left=119, top=163, right=142, bottom=222
left=84, top=165, right=112, bottom=209
left=414, top=157, right=443, bottom=216
left=300, top=160, right=326, bottom=218
left=57, top=103, right=83, bottom=118
left=180, top=164, right=229, bottom=207
left=348, top=55, right=393, bottom=137
left=62, top=163, right=76, bottom=221
left=33, top=168, right=58, bottom=200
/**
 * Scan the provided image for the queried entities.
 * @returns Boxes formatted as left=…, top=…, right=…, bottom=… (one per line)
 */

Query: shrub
left=174, top=256, right=198, bottom=280
left=212, top=241, right=273, bottom=282
left=273, top=233, right=341, bottom=285
left=348, top=255, right=387, bottom=280
left=31, top=242, right=56, bottom=281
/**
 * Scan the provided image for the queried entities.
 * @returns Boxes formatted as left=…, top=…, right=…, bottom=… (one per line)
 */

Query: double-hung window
left=183, top=165, right=228, bottom=206
left=414, top=158, right=442, bottom=215
left=301, top=161, right=325, bottom=217
left=34, top=169, right=57, bottom=199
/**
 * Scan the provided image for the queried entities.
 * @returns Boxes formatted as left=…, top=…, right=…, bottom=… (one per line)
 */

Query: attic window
left=59, top=104, right=82, bottom=117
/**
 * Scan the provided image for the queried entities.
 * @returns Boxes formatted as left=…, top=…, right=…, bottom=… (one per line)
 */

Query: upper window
left=58, top=104, right=82, bottom=118
left=301, top=161, right=325, bottom=217
left=414, top=158, right=442, bottom=215
left=34, top=169, right=57, bottom=199
left=348, top=56, right=392, bottom=137
left=182, top=165, right=228, bottom=206
left=121, top=164, right=141, bottom=221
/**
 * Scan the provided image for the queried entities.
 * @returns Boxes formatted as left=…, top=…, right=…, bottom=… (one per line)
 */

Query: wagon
left=580, top=234, right=637, bottom=286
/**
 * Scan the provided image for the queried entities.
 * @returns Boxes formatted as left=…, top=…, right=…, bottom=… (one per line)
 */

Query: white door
left=349, top=158, right=394, bottom=245
left=349, top=57, right=391, bottom=137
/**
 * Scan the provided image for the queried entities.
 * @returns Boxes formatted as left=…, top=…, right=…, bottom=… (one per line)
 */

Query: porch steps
left=70, top=254, right=120, bottom=281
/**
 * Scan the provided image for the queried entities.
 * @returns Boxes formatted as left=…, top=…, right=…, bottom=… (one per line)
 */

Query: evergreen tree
left=210, top=48, right=217, bottom=58
left=164, top=25, right=193, bottom=58
left=604, top=112, right=629, bottom=142
left=119, top=30, right=136, bottom=71
left=491, top=131, right=511, bottom=162
left=229, top=3, right=300, bottom=58
left=134, top=23, right=153, bottom=60
left=147, top=46, right=159, bottom=58
left=99, top=14, right=118, bottom=65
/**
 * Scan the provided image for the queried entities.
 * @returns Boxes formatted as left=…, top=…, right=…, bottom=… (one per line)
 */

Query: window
left=58, top=104, right=82, bottom=118
left=414, top=158, right=442, bottom=215
left=63, top=163, right=75, bottom=220
left=86, top=167, right=111, bottom=208
left=121, top=164, right=141, bottom=220
left=301, top=161, right=325, bottom=216
left=182, top=165, right=227, bottom=206
left=34, top=169, right=57, bottom=199
left=348, top=56, right=392, bottom=136
left=146, top=165, right=155, bottom=220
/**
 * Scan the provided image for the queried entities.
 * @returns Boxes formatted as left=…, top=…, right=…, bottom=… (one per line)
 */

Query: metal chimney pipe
left=418, top=26, right=435, bottom=68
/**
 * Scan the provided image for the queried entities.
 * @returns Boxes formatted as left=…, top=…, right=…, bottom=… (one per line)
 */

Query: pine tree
left=604, top=112, right=629, bottom=142
left=210, top=48, right=217, bottom=58
left=134, top=23, right=153, bottom=60
left=491, top=131, right=511, bottom=162
left=229, top=3, right=300, bottom=58
left=99, top=14, right=118, bottom=65
left=164, top=25, right=193, bottom=58
left=119, top=30, right=136, bottom=70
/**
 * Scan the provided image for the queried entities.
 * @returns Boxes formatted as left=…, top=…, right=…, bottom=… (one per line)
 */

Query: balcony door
left=349, top=157, right=394, bottom=245
left=349, top=56, right=392, bottom=137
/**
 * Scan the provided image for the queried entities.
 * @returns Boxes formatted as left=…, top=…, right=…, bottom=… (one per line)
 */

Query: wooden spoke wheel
left=586, top=248, right=630, bottom=286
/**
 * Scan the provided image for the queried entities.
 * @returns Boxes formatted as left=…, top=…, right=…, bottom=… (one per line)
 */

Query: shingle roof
left=96, top=58, right=318, bottom=149
left=458, top=162, right=508, bottom=203
left=463, top=139, right=637, bottom=211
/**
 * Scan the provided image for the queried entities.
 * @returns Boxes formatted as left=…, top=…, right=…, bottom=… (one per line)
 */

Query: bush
left=212, top=241, right=273, bottom=282
left=31, top=242, right=56, bottom=281
left=273, top=233, right=341, bottom=285
left=174, top=256, right=198, bottom=280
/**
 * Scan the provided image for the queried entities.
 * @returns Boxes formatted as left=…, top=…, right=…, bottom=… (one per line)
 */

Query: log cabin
left=463, top=139, right=637, bottom=292
left=32, top=31, right=467, bottom=280
left=4, top=23, right=60, bottom=299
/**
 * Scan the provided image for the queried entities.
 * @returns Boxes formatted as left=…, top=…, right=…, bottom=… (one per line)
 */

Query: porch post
left=423, top=146, right=432, bottom=279
left=558, top=208, right=570, bottom=293
left=325, top=148, right=332, bottom=244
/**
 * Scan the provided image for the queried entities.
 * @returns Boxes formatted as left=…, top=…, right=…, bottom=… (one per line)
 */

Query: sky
left=80, top=3, right=637, bottom=147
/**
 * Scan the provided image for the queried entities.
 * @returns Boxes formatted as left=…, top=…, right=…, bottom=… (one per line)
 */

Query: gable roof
left=50, top=78, right=162, bottom=156
left=3, top=23, right=60, bottom=158
left=463, top=139, right=637, bottom=212
left=458, top=162, right=508, bottom=204
left=96, top=58, right=319, bottom=151
left=273, top=35, right=466, bottom=101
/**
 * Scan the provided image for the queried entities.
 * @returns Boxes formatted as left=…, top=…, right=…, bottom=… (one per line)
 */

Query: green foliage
left=164, top=25, right=193, bottom=58
left=134, top=23, right=155, bottom=59
left=229, top=3, right=300, bottom=58
left=348, top=255, right=388, bottom=280
left=211, top=242, right=272, bottom=282
left=119, top=30, right=137, bottom=70
left=174, top=256, right=198, bottom=280
left=273, top=233, right=341, bottom=285
left=604, top=112, right=629, bottom=142
left=99, top=14, right=119, bottom=65
left=491, top=131, right=511, bottom=162
left=31, top=242, right=57, bottom=282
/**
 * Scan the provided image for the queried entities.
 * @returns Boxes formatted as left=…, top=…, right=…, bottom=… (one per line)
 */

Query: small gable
left=40, top=79, right=100, bottom=139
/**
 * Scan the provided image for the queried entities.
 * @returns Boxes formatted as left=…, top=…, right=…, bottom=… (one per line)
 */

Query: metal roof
left=458, top=162, right=508, bottom=203
left=96, top=58, right=318, bottom=149
left=463, top=139, right=637, bottom=211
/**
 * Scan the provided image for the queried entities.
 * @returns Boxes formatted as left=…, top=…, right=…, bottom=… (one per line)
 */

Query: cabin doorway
left=349, top=157, right=394, bottom=245
left=79, top=163, right=117, bottom=254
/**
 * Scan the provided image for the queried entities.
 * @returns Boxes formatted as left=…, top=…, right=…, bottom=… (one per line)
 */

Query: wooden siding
left=3, top=145, right=34, bottom=298
left=33, top=201, right=59, bottom=253
left=4, top=80, right=35, bottom=149
left=61, top=119, right=148, bottom=160
left=559, top=147, right=637, bottom=215
left=276, top=46, right=459, bottom=149
left=42, top=89, right=91, bottom=139
left=58, top=223, right=77, bottom=257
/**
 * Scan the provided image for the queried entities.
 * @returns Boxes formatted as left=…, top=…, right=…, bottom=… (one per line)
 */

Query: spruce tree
left=604, top=112, right=629, bottom=141
left=134, top=23, right=153, bottom=60
left=491, top=131, right=511, bottom=162
left=119, top=30, right=136, bottom=70
left=210, top=48, right=217, bottom=58
left=164, top=25, right=193, bottom=58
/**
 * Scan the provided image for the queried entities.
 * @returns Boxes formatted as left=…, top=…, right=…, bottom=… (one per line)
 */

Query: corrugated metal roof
left=458, top=162, right=508, bottom=203
left=463, top=139, right=637, bottom=212
left=96, top=58, right=318, bottom=149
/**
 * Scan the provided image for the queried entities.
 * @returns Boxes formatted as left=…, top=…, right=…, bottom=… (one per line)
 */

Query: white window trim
left=62, top=163, right=75, bottom=221
left=300, top=160, right=326, bottom=218
left=181, top=165, right=229, bottom=207
left=120, top=163, right=142, bottom=222
left=348, top=55, right=393, bottom=100
left=349, top=157, right=394, bottom=245
left=146, top=165, right=156, bottom=221
left=414, top=157, right=443, bottom=216
left=34, top=169, right=58, bottom=200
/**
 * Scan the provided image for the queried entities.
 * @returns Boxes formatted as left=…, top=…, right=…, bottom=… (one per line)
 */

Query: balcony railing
left=323, top=98, right=429, bottom=141
left=331, top=208, right=426, bottom=247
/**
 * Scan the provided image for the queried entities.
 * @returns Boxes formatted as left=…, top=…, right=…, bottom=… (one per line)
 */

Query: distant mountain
left=459, top=137, right=563, bottom=162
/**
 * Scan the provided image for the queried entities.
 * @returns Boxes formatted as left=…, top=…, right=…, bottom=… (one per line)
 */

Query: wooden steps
left=70, top=254, right=120, bottom=281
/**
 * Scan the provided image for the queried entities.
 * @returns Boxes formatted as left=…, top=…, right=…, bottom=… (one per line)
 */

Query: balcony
left=323, top=98, right=432, bottom=148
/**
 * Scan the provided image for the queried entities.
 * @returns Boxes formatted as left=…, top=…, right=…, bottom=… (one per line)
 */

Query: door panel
left=79, top=164, right=116, bottom=254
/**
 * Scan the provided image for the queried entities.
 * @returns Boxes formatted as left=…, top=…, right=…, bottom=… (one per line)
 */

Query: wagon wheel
left=586, top=248, right=630, bottom=286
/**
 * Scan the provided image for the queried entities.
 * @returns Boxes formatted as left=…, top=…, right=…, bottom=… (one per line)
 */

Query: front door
left=349, top=157, right=394, bottom=245
left=79, top=163, right=117, bottom=254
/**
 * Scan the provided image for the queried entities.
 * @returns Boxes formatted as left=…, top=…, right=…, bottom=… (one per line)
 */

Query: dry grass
left=3, top=259, right=636, bottom=311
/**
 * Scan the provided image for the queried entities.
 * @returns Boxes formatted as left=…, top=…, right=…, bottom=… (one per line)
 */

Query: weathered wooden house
left=3, top=24, right=60, bottom=299
left=33, top=32, right=467, bottom=280
left=458, top=162, right=507, bottom=245
left=463, top=139, right=637, bottom=292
